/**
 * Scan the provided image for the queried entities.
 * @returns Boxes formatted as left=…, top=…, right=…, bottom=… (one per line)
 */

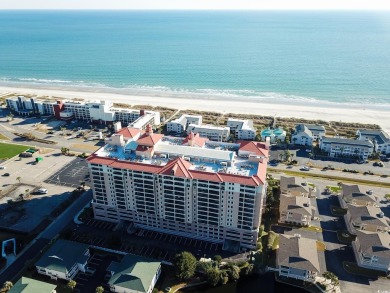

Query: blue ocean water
left=0, top=10, right=390, bottom=104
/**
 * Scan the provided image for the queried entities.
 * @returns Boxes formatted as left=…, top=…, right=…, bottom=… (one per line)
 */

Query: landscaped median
left=268, top=167, right=390, bottom=188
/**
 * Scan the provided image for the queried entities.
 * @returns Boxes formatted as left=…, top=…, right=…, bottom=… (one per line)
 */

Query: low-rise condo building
left=344, top=204, right=389, bottom=234
left=166, top=114, right=202, bottom=134
left=292, top=124, right=325, bottom=146
left=9, top=277, right=57, bottom=293
left=280, top=176, right=313, bottom=197
left=35, top=240, right=90, bottom=281
left=5, top=96, right=160, bottom=127
left=339, top=183, right=377, bottom=207
left=260, top=128, right=286, bottom=143
left=226, top=118, right=256, bottom=140
left=319, top=137, right=374, bottom=160
left=107, top=255, right=161, bottom=293
left=186, top=123, right=230, bottom=142
left=352, top=230, right=390, bottom=273
left=356, top=129, right=390, bottom=154
left=279, top=195, right=315, bottom=226
left=275, top=234, right=321, bottom=282
left=87, top=125, right=269, bottom=252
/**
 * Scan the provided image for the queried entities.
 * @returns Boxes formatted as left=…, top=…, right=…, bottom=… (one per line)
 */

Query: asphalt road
left=0, top=190, right=93, bottom=283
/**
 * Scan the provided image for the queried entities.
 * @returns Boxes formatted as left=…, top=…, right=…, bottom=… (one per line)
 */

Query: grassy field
left=0, top=142, right=29, bottom=159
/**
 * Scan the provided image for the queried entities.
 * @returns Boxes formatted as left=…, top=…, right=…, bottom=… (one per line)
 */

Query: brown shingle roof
left=279, top=195, right=314, bottom=216
left=354, top=230, right=390, bottom=259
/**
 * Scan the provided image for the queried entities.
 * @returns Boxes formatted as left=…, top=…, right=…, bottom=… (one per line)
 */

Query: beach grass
left=0, top=142, right=29, bottom=159
left=268, top=168, right=390, bottom=188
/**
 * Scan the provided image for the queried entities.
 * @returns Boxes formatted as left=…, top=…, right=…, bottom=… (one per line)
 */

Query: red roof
left=116, top=127, right=141, bottom=139
left=238, top=141, right=269, bottom=157
left=182, top=132, right=208, bottom=147
left=158, top=157, right=193, bottom=178
left=87, top=155, right=266, bottom=186
left=136, top=133, right=163, bottom=146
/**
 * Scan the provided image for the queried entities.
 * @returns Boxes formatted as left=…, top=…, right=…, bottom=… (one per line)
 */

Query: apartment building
left=344, top=204, right=389, bottom=234
left=87, top=125, right=269, bottom=252
left=292, top=124, right=326, bottom=146
left=275, top=234, right=321, bottom=282
left=166, top=114, right=202, bottom=134
left=5, top=96, right=160, bottom=127
left=186, top=124, right=230, bottom=142
left=339, top=183, right=377, bottom=207
left=319, top=137, right=374, bottom=160
left=280, top=176, right=313, bottom=197
left=226, top=118, right=256, bottom=140
left=356, top=129, right=390, bottom=154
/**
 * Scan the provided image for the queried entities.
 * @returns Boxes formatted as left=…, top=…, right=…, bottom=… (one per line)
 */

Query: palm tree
left=16, top=176, right=21, bottom=184
left=67, top=280, right=77, bottom=291
left=95, top=286, right=104, bottom=293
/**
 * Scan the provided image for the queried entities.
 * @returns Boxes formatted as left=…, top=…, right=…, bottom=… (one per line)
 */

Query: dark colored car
left=2, top=173, right=10, bottom=176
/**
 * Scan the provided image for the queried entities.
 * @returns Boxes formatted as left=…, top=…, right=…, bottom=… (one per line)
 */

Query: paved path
left=0, top=190, right=92, bottom=283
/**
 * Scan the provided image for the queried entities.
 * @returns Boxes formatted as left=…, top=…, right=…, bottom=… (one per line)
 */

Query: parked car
left=300, top=166, right=310, bottom=171
left=36, top=188, right=48, bottom=194
left=0, top=166, right=5, bottom=169
left=2, top=173, right=10, bottom=176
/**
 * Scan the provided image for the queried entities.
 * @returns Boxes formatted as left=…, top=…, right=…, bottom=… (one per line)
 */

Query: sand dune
left=1, top=85, right=389, bottom=133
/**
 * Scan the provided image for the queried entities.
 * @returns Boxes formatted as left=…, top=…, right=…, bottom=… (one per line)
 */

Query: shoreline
left=1, top=84, right=390, bottom=133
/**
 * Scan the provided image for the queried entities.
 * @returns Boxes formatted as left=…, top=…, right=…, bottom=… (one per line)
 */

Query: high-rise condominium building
left=87, top=125, right=269, bottom=251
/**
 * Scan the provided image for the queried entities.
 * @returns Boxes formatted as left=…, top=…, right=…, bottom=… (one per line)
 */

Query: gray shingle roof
left=35, top=240, right=89, bottom=274
left=347, top=204, right=389, bottom=227
left=341, top=184, right=376, bottom=203
left=278, top=235, right=321, bottom=273
left=280, top=176, right=311, bottom=195
left=358, top=129, right=390, bottom=145
left=321, top=137, right=374, bottom=147
left=355, top=230, right=390, bottom=259
left=305, top=124, right=326, bottom=132
left=108, top=254, right=161, bottom=292
left=279, top=194, right=314, bottom=216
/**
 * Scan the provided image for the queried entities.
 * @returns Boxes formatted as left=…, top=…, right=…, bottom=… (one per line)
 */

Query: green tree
left=213, top=255, right=222, bottom=265
left=206, top=268, right=220, bottom=286
left=67, top=280, right=77, bottom=291
left=196, top=261, right=212, bottom=273
left=240, top=264, right=254, bottom=276
left=227, top=265, right=240, bottom=282
left=95, top=286, right=104, bottom=293
left=174, top=251, right=197, bottom=280
left=323, top=271, right=339, bottom=287
left=219, top=270, right=229, bottom=285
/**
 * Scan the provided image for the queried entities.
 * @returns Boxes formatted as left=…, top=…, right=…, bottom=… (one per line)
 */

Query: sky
left=1, top=0, right=390, bottom=10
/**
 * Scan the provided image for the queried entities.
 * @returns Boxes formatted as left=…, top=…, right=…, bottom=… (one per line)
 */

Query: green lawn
left=0, top=142, right=29, bottom=159
left=326, top=185, right=341, bottom=193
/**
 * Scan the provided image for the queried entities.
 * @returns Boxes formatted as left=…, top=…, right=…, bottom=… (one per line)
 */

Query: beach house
left=35, top=240, right=90, bottom=281
left=352, top=230, right=390, bottom=273
left=344, top=204, right=389, bottom=234
left=279, top=194, right=315, bottom=226
left=275, top=234, right=321, bottom=282
left=356, top=129, right=390, bottom=155
left=339, top=183, right=377, bottom=208
left=280, top=176, right=313, bottom=197
left=291, top=124, right=325, bottom=146
left=107, top=255, right=161, bottom=293
left=9, top=277, right=57, bottom=293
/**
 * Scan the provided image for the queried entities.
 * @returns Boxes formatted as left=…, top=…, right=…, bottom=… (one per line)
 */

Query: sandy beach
left=1, top=84, right=390, bottom=133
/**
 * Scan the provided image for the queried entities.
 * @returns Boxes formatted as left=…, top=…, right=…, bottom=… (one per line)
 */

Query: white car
left=36, top=188, right=48, bottom=194
left=0, top=166, right=5, bottom=170
left=300, top=166, right=311, bottom=171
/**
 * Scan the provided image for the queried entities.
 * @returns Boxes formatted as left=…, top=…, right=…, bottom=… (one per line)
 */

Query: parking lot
left=45, top=158, right=89, bottom=188
left=75, top=251, right=118, bottom=293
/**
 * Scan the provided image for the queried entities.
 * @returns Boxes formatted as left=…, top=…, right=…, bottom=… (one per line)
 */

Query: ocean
left=0, top=10, right=390, bottom=104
